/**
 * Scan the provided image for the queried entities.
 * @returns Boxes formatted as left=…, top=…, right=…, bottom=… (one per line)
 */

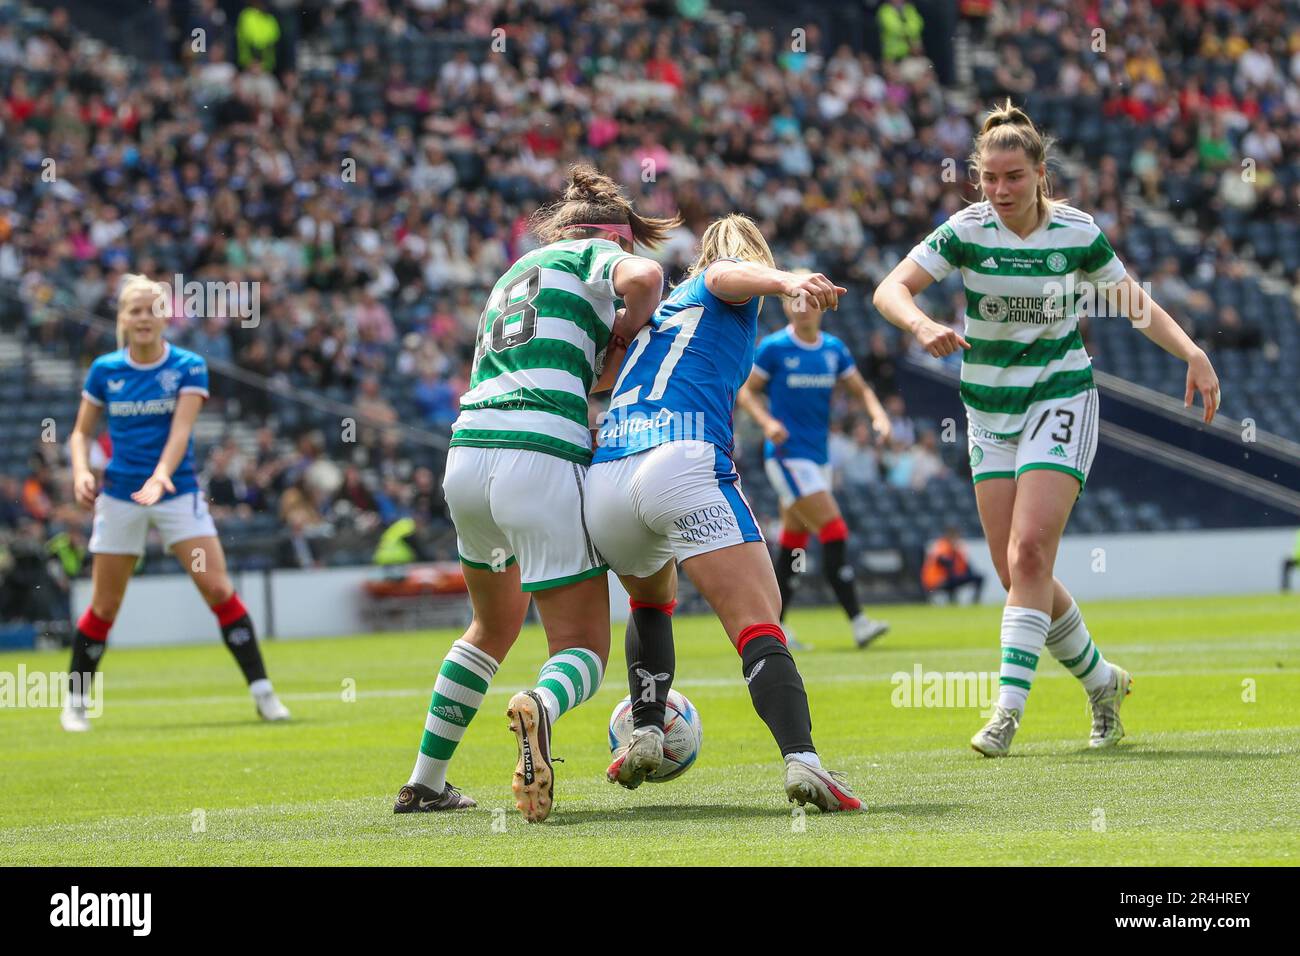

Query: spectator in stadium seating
left=236, top=0, right=280, bottom=73
left=836, top=419, right=884, bottom=488
left=921, top=526, right=984, bottom=604
left=22, top=458, right=53, bottom=522
left=0, top=476, right=23, bottom=529
left=908, top=430, right=949, bottom=490
left=278, top=508, right=323, bottom=569
left=1210, top=306, right=1263, bottom=351
left=883, top=437, right=915, bottom=489
left=205, top=446, right=241, bottom=515
left=878, top=0, right=925, bottom=64
left=372, top=511, right=434, bottom=566
left=1132, top=137, right=1163, bottom=204
left=993, top=46, right=1035, bottom=98
left=884, top=393, right=916, bottom=448
left=862, top=331, right=900, bottom=398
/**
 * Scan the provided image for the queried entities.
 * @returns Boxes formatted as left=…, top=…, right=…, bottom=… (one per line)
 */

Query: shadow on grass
left=125, top=718, right=306, bottom=732
left=867, top=802, right=966, bottom=818
left=543, top=803, right=796, bottom=826
left=1071, top=748, right=1292, bottom=761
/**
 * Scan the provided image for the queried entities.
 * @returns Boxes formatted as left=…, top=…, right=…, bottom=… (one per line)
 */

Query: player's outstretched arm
left=132, top=392, right=204, bottom=506
left=1107, top=274, right=1220, bottom=425
left=69, top=397, right=102, bottom=508
left=873, top=258, right=969, bottom=358
left=737, top=369, right=788, bottom=445
left=842, top=369, right=892, bottom=444
left=707, top=261, right=846, bottom=311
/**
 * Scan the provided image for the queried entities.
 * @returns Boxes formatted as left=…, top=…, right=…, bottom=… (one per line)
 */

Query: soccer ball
left=607, top=689, right=702, bottom=783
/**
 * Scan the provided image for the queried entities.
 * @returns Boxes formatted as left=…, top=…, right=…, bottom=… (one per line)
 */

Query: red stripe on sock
left=818, top=517, right=848, bottom=543
left=77, top=608, right=112, bottom=641
left=211, top=592, right=248, bottom=627
left=630, top=599, right=677, bottom=616
left=736, top=622, right=786, bottom=655
left=779, top=529, right=810, bottom=550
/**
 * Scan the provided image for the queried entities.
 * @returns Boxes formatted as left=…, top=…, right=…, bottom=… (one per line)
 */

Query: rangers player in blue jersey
left=62, top=274, right=289, bottom=731
left=738, top=278, right=893, bottom=651
left=586, top=215, right=864, bottom=812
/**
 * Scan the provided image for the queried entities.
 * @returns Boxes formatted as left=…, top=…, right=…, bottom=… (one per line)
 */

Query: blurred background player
left=63, top=274, right=290, bottom=731
left=921, top=525, right=984, bottom=604
left=1282, top=529, right=1300, bottom=593
left=587, top=214, right=863, bottom=812
left=393, top=166, right=674, bottom=822
left=738, top=272, right=892, bottom=651
left=875, top=102, right=1220, bottom=757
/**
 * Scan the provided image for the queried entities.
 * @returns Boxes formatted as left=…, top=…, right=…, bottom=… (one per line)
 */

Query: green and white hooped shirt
left=906, top=201, right=1128, bottom=438
left=450, top=238, right=631, bottom=464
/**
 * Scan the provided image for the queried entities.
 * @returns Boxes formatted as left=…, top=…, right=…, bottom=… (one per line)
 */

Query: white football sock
left=1045, top=600, right=1114, bottom=695
left=996, top=606, right=1050, bottom=713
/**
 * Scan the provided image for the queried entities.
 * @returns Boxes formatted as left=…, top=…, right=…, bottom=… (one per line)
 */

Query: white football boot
left=852, top=614, right=889, bottom=649
left=971, top=704, right=1021, bottom=757
left=254, top=688, right=291, bottom=722
left=1088, top=665, right=1132, bottom=748
left=783, top=758, right=865, bottom=812
left=60, top=701, right=92, bottom=733
left=607, top=726, right=664, bottom=790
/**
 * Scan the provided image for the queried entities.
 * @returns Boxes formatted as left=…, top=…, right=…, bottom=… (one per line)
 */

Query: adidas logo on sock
left=980, top=256, right=998, bottom=269
left=1048, top=444, right=1068, bottom=458
left=432, top=703, right=468, bottom=725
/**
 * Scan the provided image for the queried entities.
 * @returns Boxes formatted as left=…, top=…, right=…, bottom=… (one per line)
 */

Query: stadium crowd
left=0, top=0, right=1295, bottom=616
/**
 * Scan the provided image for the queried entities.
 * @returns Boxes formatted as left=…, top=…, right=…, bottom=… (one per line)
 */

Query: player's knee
left=199, top=577, right=234, bottom=607
left=461, top=618, right=514, bottom=659
left=1007, top=536, right=1051, bottom=582
left=91, top=595, right=122, bottom=620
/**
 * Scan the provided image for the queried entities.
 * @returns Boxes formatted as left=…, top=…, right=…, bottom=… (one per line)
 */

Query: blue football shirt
left=82, top=342, right=210, bottom=501
left=752, top=326, right=856, bottom=465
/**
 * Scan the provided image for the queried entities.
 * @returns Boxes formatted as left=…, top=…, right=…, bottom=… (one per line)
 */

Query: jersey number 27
left=607, top=306, right=704, bottom=411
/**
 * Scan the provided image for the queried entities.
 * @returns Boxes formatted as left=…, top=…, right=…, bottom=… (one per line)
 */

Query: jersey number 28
left=472, top=265, right=541, bottom=374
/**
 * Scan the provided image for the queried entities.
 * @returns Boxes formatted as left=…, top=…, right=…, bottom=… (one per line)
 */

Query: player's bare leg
left=507, top=573, right=611, bottom=823
left=607, top=560, right=677, bottom=788
left=63, top=552, right=135, bottom=732
left=397, top=561, right=530, bottom=814
left=972, top=472, right=1128, bottom=755
left=682, top=542, right=863, bottom=812
left=173, top=535, right=288, bottom=722
left=790, top=490, right=888, bottom=649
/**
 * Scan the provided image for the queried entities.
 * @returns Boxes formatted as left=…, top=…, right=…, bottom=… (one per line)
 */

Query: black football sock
left=738, top=624, right=815, bottom=757
left=820, top=520, right=862, bottom=621
left=212, top=593, right=268, bottom=685
left=68, top=607, right=112, bottom=703
left=627, top=600, right=676, bottom=731
left=775, top=530, right=809, bottom=622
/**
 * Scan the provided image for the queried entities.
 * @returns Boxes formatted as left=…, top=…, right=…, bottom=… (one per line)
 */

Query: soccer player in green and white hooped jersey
left=392, top=165, right=679, bottom=821
left=874, top=101, right=1222, bottom=757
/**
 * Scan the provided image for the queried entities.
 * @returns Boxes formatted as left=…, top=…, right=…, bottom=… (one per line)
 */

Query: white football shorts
left=89, top=490, right=218, bottom=555
left=442, top=444, right=607, bottom=592
left=585, top=440, right=764, bottom=579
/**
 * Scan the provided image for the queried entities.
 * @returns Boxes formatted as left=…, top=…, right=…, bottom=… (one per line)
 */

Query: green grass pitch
left=1, top=594, right=1296, bottom=866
